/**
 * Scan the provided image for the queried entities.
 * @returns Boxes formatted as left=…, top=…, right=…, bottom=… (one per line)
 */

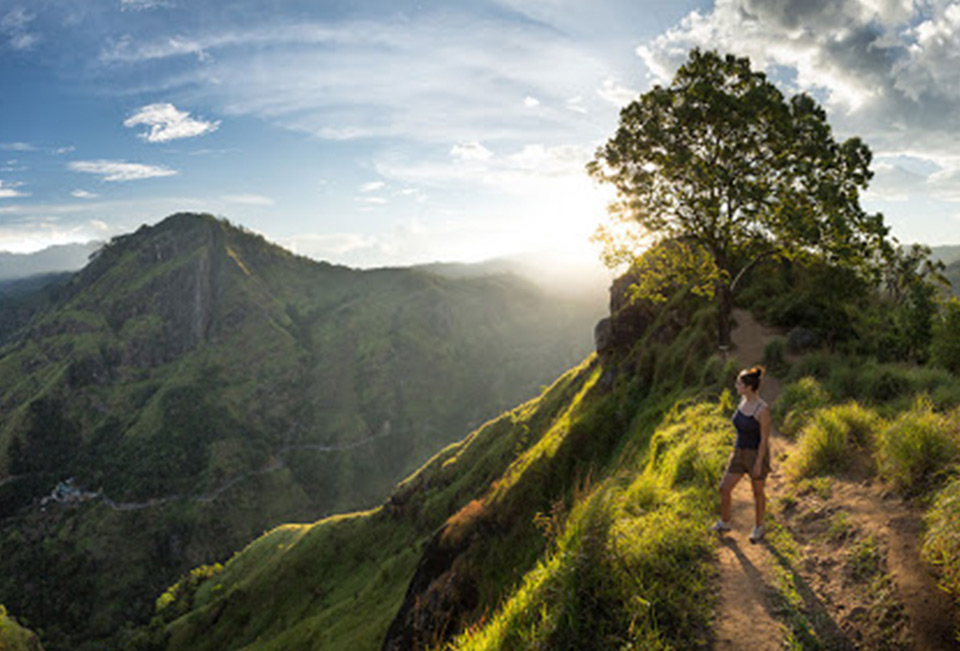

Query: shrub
left=858, top=363, right=912, bottom=404
left=786, top=352, right=837, bottom=383
left=922, top=477, right=960, bottom=605
left=787, top=327, right=820, bottom=354
left=774, top=377, right=831, bottom=439
left=762, top=337, right=789, bottom=376
left=787, top=403, right=881, bottom=478
left=155, top=563, right=224, bottom=623
left=932, top=298, right=960, bottom=373
left=876, top=400, right=959, bottom=494
left=933, top=381, right=960, bottom=410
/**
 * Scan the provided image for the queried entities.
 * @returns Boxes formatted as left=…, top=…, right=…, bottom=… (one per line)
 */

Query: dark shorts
left=725, top=447, right=771, bottom=480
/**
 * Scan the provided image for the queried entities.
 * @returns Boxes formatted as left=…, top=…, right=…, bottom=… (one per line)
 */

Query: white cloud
left=524, top=95, right=540, bottom=108
left=68, top=160, right=178, bottom=182
left=360, top=181, right=385, bottom=192
left=0, top=218, right=101, bottom=254
left=633, top=0, right=960, bottom=160
left=597, top=78, right=637, bottom=108
left=97, top=16, right=610, bottom=146
left=1, top=8, right=38, bottom=51
left=54, top=146, right=76, bottom=155
left=1, top=160, right=26, bottom=173
left=278, top=232, right=377, bottom=259
left=357, top=196, right=388, bottom=205
left=1, top=142, right=37, bottom=152
left=120, top=0, right=174, bottom=10
left=0, top=180, right=28, bottom=198
left=565, top=96, right=588, bottom=114
left=71, top=189, right=100, bottom=199
left=221, top=193, right=275, bottom=206
left=451, top=142, right=493, bottom=162
left=124, top=103, right=220, bottom=143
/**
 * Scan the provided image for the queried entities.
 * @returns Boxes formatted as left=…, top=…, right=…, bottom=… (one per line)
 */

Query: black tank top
left=733, top=403, right=763, bottom=449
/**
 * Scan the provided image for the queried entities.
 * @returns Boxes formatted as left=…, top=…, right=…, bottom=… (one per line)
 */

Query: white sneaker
left=711, top=519, right=731, bottom=533
left=749, top=525, right=765, bottom=543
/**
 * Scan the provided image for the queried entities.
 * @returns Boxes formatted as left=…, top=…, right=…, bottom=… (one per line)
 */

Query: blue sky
left=2, top=0, right=960, bottom=267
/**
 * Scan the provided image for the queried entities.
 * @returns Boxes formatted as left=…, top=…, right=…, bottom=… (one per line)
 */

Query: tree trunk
left=718, top=283, right=733, bottom=349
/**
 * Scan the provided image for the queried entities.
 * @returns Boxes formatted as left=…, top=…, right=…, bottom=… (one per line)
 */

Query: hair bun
left=750, top=365, right=765, bottom=378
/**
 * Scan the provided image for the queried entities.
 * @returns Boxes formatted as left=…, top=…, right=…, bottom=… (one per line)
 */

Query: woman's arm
left=754, top=405, right=772, bottom=478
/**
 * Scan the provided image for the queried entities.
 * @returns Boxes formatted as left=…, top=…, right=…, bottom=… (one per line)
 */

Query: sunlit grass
left=875, top=398, right=959, bottom=494
left=787, top=402, right=881, bottom=478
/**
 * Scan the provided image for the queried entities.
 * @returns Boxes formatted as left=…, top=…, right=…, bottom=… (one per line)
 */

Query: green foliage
left=787, top=403, right=881, bottom=478
left=590, top=48, right=890, bottom=346
left=738, top=247, right=943, bottom=363
left=762, top=337, right=789, bottom=376
left=155, top=564, right=223, bottom=623
left=0, top=604, right=43, bottom=651
left=922, top=477, right=960, bottom=609
left=932, top=297, right=960, bottom=373
left=624, top=239, right=720, bottom=305
left=774, top=376, right=831, bottom=438
left=876, top=399, right=959, bottom=494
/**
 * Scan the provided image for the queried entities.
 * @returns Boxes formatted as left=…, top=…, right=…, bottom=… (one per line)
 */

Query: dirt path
left=712, top=309, right=960, bottom=650
left=713, top=308, right=791, bottom=650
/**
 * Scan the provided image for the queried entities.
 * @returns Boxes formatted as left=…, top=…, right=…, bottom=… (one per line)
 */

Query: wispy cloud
left=1, top=142, right=37, bottom=152
left=68, top=160, right=178, bottom=182
left=1, top=160, right=27, bottom=173
left=360, top=181, right=385, bottom=192
left=524, top=96, right=540, bottom=108
left=221, top=193, right=275, bottom=206
left=120, top=0, right=175, bottom=11
left=96, top=16, right=609, bottom=146
left=71, top=189, right=100, bottom=199
left=124, top=103, right=220, bottom=143
left=451, top=142, right=493, bottom=162
left=0, top=180, right=29, bottom=198
left=1, top=8, right=38, bottom=51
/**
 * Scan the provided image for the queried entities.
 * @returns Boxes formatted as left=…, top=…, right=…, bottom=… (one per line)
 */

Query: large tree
left=588, top=49, right=891, bottom=347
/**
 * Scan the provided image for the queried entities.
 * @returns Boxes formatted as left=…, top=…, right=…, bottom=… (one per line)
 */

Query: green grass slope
left=151, top=290, right=736, bottom=651
left=0, top=214, right=599, bottom=650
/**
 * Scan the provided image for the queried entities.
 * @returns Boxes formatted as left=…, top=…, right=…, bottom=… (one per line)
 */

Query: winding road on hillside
left=714, top=309, right=958, bottom=650
left=16, top=429, right=398, bottom=513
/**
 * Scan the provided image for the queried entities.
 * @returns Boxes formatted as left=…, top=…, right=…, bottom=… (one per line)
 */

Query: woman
left=712, top=366, right=771, bottom=543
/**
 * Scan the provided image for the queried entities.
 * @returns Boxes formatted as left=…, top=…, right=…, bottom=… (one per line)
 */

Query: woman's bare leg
left=751, top=479, right=766, bottom=526
left=719, top=473, right=743, bottom=523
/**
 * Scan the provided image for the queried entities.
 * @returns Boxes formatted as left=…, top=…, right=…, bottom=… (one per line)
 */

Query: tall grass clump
left=876, top=399, right=959, bottom=494
left=922, top=477, right=960, bottom=623
left=787, top=403, right=882, bottom=478
left=774, top=376, right=830, bottom=439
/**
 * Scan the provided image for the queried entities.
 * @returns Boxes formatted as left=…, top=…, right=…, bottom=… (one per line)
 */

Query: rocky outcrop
left=381, top=525, right=479, bottom=651
left=595, top=269, right=655, bottom=358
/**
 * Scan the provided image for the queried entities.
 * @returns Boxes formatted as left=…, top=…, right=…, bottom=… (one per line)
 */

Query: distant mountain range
left=0, top=242, right=102, bottom=282
left=0, top=213, right=604, bottom=650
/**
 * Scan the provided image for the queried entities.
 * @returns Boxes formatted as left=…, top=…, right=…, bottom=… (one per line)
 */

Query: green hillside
left=146, top=258, right=960, bottom=650
left=0, top=214, right=599, bottom=650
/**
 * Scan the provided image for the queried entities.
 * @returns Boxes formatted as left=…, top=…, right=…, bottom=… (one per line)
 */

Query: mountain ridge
left=0, top=212, right=601, bottom=650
